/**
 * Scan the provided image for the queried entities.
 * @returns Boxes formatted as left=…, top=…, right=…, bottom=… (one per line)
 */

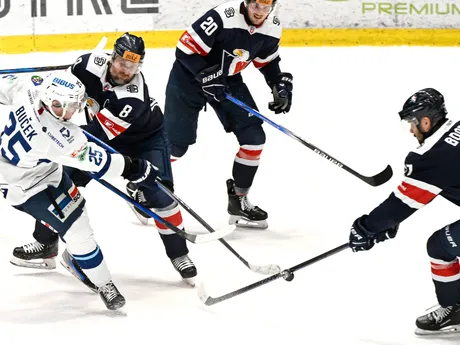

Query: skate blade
left=10, top=256, right=56, bottom=270
left=60, top=258, right=98, bottom=293
left=182, top=276, right=196, bottom=287
left=126, top=202, right=149, bottom=225
left=415, top=325, right=460, bottom=336
left=229, top=216, right=268, bottom=230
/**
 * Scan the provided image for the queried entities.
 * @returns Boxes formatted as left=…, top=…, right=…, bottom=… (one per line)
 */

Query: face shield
left=400, top=115, right=418, bottom=134
left=247, top=0, right=273, bottom=13
left=51, top=92, right=88, bottom=120
left=112, top=51, right=142, bottom=74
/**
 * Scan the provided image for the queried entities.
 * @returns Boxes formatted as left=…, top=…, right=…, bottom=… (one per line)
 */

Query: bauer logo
left=52, top=78, right=75, bottom=89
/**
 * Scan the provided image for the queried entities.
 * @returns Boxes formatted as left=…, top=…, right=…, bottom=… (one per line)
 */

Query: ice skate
left=126, top=182, right=151, bottom=225
left=415, top=304, right=460, bottom=335
left=227, top=179, right=268, bottom=229
left=60, top=249, right=98, bottom=293
left=171, top=254, right=197, bottom=287
left=10, top=240, right=58, bottom=269
left=98, top=281, right=126, bottom=310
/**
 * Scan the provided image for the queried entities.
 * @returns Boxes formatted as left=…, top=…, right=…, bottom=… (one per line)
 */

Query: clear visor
left=112, top=55, right=141, bottom=73
left=54, top=93, right=88, bottom=117
left=400, top=116, right=418, bottom=133
left=247, top=0, right=273, bottom=13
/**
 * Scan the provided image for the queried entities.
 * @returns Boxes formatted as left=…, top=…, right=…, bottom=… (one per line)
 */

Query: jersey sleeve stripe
left=253, top=51, right=280, bottom=69
left=96, top=108, right=130, bottom=140
left=177, top=40, right=196, bottom=55
left=393, top=177, right=441, bottom=209
left=178, top=29, right=211, bottom=56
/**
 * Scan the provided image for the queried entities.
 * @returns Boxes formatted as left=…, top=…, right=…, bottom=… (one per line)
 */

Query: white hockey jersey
left=0, top=74, right=125, bottom=205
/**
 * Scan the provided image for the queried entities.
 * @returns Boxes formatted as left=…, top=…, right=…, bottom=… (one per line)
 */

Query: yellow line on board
left=2, top=28, right=460, bottom=54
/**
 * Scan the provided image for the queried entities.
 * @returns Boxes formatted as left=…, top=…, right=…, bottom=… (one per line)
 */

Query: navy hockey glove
left=197, top=65, right=229, bottom=102
left=122, top=157, right=159, bottom=190
left=269, top=72, right=293, bottom=114
left=349, top=215, right=398, bottom=252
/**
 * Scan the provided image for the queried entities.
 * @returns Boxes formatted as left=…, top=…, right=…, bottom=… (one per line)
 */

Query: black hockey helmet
left=399, top=88, right=448, bottom=141
left=112, top=32, right=145, bottom=64
left=399, top=88, right=447, bottom=126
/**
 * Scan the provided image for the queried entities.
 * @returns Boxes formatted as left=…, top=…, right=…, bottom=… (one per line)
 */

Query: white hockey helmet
left=40, top=71, right=87, bottom=120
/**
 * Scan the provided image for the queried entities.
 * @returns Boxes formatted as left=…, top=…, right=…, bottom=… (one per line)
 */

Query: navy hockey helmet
left=112, top=32, right=145, bottom=64
left=399, top=88, right=447, bottom=127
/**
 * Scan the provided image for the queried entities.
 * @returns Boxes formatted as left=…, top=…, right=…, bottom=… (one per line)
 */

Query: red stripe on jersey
left=96, top=112, right=127, bottom=138
left=69, top=185, right=78, bottom=199
left=431, top=260, right=460, bottom=277
left=154, top=209, right=183, bottom=230
left=179, top=31, right=208, bottom=56
left=237, top=147, right=263, bottom=160
left=397, top=181, right=437, bottom=205
left=253, top=60, right=269, bottom=69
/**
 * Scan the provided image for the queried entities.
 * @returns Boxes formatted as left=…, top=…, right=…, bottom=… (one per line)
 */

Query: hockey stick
left=82, top=130, right=234, bottom=244
left=225, top=94, right=393, bottom=187
left=82, top=130, right=278, bottom=273
left=0, top=65, right=71, bottom=75
left=91, top=177, right=233, bottom=244
left=155, top=183, right=281, bottom=275
left=0, top=36, right=108, bottom=75
left=199, top=242, right=350, bottom=306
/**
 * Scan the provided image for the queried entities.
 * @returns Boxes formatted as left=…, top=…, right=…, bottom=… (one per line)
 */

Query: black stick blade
left=361, top=164, right=393, bottom=186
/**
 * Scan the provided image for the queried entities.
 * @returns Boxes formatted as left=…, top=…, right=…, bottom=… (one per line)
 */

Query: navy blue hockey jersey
left=175, top=0, right=282, bottom=84
left=70, top=53, right=163, bottom=153
left=365, top=119, right=460, bottom=232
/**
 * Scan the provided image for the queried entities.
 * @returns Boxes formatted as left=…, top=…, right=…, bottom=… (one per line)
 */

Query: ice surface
left=1, top=46, right=460, bottom=344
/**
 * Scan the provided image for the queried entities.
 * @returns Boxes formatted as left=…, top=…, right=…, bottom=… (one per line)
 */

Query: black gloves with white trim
left=349, top=215, right=399, bottom=252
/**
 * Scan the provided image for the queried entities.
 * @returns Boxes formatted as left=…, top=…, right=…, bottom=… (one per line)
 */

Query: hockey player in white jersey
left=0, top=71, right=160, bottom=310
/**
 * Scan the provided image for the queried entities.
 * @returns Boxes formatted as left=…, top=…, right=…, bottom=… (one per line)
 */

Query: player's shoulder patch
left=30, top=75, right=43, bottom=86
left=84, top=52, right=110, bottom=78
left=213, top=0, right=241, bottom=23
left=258, top=13, right=282, bottom=38
left=113, top=73, right=145, bottom=103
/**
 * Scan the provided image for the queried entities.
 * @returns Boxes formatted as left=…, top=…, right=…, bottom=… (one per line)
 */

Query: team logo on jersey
left=224, top=7, right=235, bottom=17
left=232, top=49, right=250, bottom=61
left=249, top=26, right=256, bottom=34
left=126, top=84, right=138, bottom=93
left=94, top=56, right=107, bottom=66
left=31, top=75, right=43, bottom=86
left=60, top=127, right=75, bottom=144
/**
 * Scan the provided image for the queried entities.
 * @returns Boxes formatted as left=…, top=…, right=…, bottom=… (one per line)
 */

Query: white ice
left=1, top=46, right=460, bottom=344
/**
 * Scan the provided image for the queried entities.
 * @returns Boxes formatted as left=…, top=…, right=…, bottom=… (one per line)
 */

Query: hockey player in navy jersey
left=348, top=88, right=460, bottom=335
left=10, top=33, right=197, bottom=286
left=163, top=0, right=293, bottom=229
left=0, top=71, right=162, bottom=309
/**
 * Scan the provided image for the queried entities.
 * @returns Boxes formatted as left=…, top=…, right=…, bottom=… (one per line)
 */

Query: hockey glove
left=196, top=65, right=229, bottom=102
left=122, top=157, right=159, bottom=190
left=349, top=215, right=399, bottom=252
left=269, top=72, right=293, bottom=114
